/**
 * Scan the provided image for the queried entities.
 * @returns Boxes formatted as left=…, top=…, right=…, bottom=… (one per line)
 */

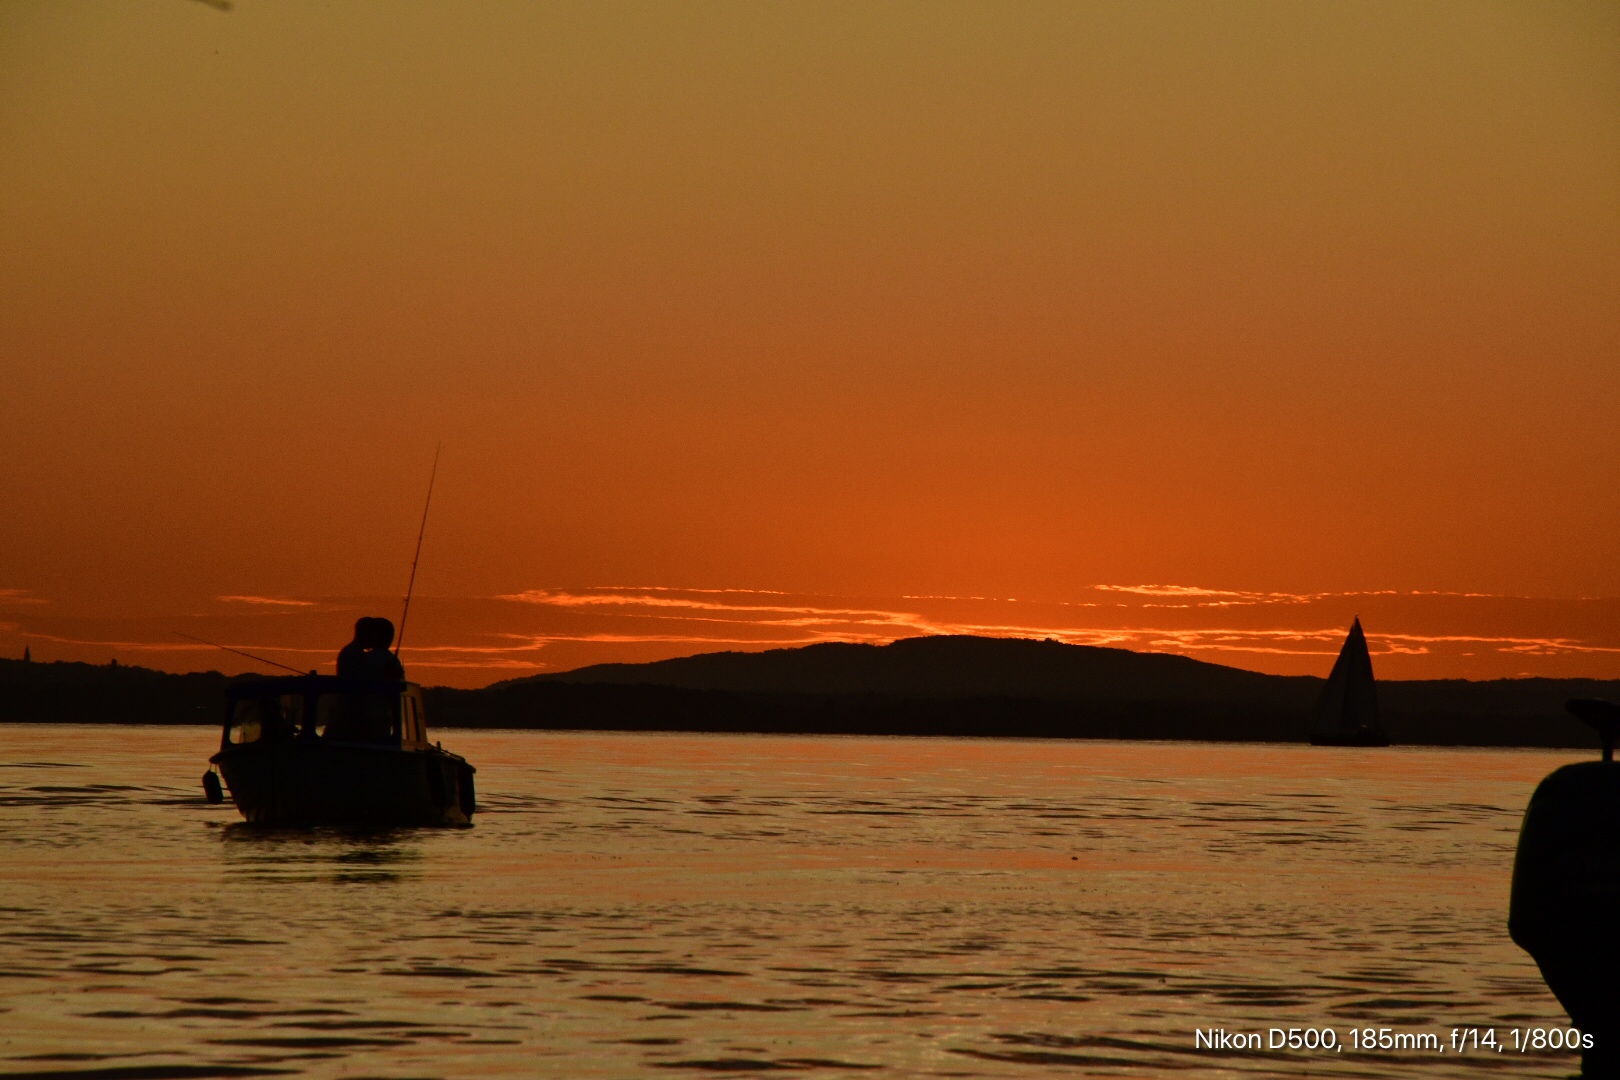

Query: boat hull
left=212, top=740, right=475, bottom=826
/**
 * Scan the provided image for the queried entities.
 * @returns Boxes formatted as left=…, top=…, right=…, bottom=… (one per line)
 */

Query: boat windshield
left=227, top=694, right=304, bottom=745
left=318, top=691, right=400, bottom=744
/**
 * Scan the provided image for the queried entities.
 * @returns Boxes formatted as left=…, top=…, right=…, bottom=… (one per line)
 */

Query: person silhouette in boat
left=327, top=618, right=405, bottom=742
left=336, top=617, right=373, bottom=677
left=361, top=618, right=406, bottom=680
left=336, top=617, right=405, bottom=681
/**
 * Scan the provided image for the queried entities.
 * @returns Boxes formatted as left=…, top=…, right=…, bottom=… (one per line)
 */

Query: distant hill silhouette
left=4, top=636, right=1616, bottom=749
left=515, top=636, right=1315, bottom=704
left=458, top=635, right=1612, bottom=748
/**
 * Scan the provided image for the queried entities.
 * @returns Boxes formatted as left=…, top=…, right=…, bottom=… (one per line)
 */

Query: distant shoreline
left=2, top=647, right=1613, bottom=751
left=0, top=720, right=1593, bottom=757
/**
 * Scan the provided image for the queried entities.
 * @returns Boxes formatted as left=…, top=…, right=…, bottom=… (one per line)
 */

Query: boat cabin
left=223, top=675, right=431, bottom=751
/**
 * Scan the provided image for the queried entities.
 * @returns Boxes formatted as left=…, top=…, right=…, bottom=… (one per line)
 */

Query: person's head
left=367, top=618, right=396, bottom=652
left=354, top=616, right=385, bottom=649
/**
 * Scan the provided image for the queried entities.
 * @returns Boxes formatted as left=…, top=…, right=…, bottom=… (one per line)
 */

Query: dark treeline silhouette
left=425, top=681, right=1316, bottom=741
left=3, top=636, right=1615, bottom=748
left=0, top=658, right=240, bottom=725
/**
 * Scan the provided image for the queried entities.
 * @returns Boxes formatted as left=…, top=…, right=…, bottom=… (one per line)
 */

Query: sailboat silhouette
left=1308, top=617, right=1391, bottom=746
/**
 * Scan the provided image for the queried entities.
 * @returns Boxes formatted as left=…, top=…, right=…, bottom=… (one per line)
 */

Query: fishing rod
left=395, top=441, right=441, bottom=657
left=174, top=631, right=306, bottom=675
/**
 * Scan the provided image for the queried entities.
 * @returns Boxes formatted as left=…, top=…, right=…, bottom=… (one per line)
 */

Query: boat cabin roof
left=226, top=674, right=416, bottom=701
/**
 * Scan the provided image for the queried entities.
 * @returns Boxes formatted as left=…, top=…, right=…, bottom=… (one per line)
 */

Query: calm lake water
left=0, top=726, right=1590, bottom=1079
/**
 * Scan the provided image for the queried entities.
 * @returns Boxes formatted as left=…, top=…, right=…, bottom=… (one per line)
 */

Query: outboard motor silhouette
left=1510, top=699, right=1620, bottom=1078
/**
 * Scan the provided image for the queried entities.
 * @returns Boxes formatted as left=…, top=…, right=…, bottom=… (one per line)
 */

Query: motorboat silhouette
left=203, top=674, right=475, bottom=826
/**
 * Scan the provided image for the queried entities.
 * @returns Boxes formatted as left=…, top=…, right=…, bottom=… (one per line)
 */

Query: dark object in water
left=1509, top=698, right=1620, bottom=1078
left=1308, top=618, right=1390, bottom=746
left=1568, top=698, right=1620, bottom=762
left=206, top=674, right=476, bottom=826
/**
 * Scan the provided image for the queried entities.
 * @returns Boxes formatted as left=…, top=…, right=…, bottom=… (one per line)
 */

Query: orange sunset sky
left=2, top=1, right=1617, bottom=687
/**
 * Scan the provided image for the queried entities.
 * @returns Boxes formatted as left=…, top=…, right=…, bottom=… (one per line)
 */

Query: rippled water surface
left=0, top=726, right=1589, bottom=1078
